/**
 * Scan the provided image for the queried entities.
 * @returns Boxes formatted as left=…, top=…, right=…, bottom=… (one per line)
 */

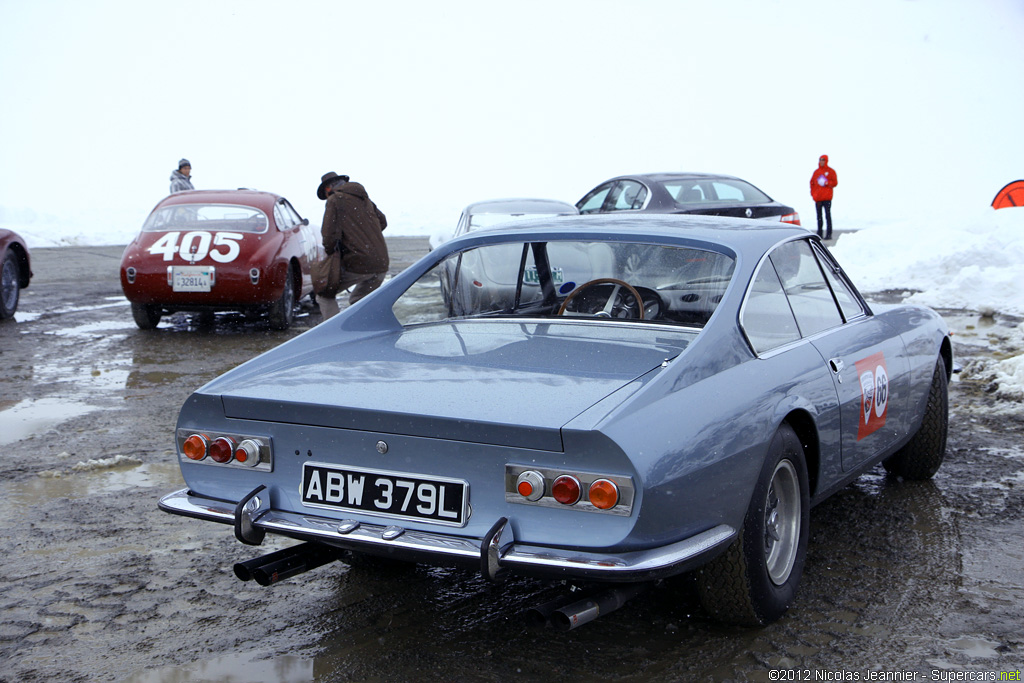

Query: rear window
left=142, top=204, right=269, bottom=233
left=393, top=239, right=735, bottom=328
left=663, top=178, right=772, bottom=206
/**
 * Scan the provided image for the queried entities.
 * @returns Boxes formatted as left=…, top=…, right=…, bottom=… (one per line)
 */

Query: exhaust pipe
left=549, top=583, right=648, bottom=631
left=233, top=542, right=344, bottom=586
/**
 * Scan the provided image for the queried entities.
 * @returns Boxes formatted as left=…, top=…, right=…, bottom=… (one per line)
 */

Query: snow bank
left=830, top=208, right=1024, bottom=318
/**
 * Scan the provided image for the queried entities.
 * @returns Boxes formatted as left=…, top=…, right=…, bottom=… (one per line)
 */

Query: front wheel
left=883, top=359, right=948, bottom=480
left=696, top=423, right=810, bottom=626
left=268, top=264, right=296, bottom=330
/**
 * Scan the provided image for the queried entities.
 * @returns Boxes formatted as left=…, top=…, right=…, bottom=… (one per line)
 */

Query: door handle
left=828, top=358, right=844, bottom=383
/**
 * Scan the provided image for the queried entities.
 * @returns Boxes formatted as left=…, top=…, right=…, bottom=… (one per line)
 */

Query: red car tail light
left=551, top=475, right=581, bottom=505
left=209, top=436, right=236, bottom=463
left=183, top=434, right=209, bottom=460
left=589, top=479, right=619, bottom=510
left=780, top=212, right=801, bottom=226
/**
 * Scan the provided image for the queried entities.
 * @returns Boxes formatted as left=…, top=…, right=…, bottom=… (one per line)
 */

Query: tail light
left=780, top=212, right=801, bottom=226
left=183, top=434, right=209, bottom=460
left=551, top=475, right=581, bottom=505
left=506, top=465, right=633, bottom=515
left=209, top=436, right=236, bottom=463
left=177, top=430, right=271, bottom=470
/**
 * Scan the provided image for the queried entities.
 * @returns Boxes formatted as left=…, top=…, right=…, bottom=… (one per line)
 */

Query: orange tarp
left=992, top=180, right=1024, bottom=209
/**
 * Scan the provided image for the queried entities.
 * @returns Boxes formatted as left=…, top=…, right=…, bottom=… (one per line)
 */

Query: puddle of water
left=1, top=460, right=182, bottom=505
left=0, top=397, right=100, bottom=446
left=52, top=318, right=138, bottom=338
left=125, top=653, right=312, bottom=683
left=943, top=635, right=1004, bottom=659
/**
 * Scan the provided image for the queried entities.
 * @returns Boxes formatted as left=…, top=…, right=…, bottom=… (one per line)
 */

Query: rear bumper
left=159, top=488, right=735, bottom=582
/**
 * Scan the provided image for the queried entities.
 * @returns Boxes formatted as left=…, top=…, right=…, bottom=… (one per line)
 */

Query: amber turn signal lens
left=588, top=479, right=619, bottom=510
left=551, top=475, right=581, bottom=505
left=183, top=434, right=208, bottom=460
left=209, top=436, right=235, bottom=463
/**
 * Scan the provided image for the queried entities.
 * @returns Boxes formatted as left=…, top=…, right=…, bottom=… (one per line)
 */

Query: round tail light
left=209, top=436, right=236, bottom=463
left=234, top=439, right=261, bottom=467
left=515, top=471, right=545, bottom=501
left=551, top=475, right=581, bottom=505
left=588, top=479, right=619, bottom=510
left=183, top=434, right=209, bottom=460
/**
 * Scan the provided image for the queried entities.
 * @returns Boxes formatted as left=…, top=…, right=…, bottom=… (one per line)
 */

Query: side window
left=812, top=243, right=864, bottom=321
left=770, top=240, right=843, bottom=336
left=608, top=181, right=647, bottom=211
left=741, top=260, right=801, bottom=354
left=577, top=183, right=614, bottom=214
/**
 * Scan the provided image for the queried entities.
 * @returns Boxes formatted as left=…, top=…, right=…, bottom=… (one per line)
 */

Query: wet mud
left=0, top=244, right=1021, bottom=682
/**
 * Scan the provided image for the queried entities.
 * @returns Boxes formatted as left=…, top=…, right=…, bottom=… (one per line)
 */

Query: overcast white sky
left=1, top=0, right=1022, bottom=240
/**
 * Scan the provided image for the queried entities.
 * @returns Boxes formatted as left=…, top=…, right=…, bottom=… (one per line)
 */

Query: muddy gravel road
left=1, top=240, right=1022, bottom=682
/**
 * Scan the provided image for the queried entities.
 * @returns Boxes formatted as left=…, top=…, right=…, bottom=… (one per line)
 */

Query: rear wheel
left=696, top=423, right=809, bottom=626
left=883, top=359, right=948, bottom=480
left=268, top=264, right=295, bottom=330
left=0, top=252, right=21, bottom=318
left=131, top=302, right=161, bottom=329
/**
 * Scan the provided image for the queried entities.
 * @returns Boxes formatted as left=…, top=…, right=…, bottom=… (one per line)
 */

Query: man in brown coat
left=315, top=171, right=389, bottom=319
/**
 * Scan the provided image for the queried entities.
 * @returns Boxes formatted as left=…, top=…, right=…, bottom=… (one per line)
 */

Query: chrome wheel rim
left=764, top=458, right=800, bottom=585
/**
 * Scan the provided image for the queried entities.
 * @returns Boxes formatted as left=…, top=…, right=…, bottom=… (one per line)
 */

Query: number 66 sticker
left=148, top=231, right=243, bottom=263
left=856, top=351, right=888, bottom=440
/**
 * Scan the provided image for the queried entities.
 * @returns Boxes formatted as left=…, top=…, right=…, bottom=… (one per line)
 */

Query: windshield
left=393, top=240, right=735, bottom=328
left=142, top=204, right=269, bottom=233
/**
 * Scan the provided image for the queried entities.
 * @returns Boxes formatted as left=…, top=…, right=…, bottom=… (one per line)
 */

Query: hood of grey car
left=212, top=321, right=694, bottom=451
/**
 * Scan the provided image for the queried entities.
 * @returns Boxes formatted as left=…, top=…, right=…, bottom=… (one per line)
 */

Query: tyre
left=883, top=359, right=948, bottom=480
left=131, top=302, right=161, bottom=329
left=696, top=423, right=810, bottom=626
left=268, top=264, right=295, bottom=330
left=0, top=252, right=21, bottom=319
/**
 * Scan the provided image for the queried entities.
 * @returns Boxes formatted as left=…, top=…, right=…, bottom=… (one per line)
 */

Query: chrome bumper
left=158, top=488, right=736, bottom=582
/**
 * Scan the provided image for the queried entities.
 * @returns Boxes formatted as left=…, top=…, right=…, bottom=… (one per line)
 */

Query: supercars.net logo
left=856, top=352, right=888, bottom=441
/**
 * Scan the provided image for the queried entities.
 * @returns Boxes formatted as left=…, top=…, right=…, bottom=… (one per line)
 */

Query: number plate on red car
left=301, top=463, right=468, bottom=526
left=171, top=266, right=213, bottom=292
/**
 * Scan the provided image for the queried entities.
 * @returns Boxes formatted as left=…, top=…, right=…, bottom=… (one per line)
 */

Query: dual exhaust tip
left=233, top=541, right=648, bottom=631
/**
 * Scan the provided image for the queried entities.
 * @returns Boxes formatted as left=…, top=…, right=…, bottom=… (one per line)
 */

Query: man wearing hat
left=315, top=171, right=389, bottom=319
left=170, top=158, right=194, bottom=194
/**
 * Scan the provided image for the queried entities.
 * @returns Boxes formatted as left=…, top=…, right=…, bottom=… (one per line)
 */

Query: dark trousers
left=815, top=200, right=833, bottom=238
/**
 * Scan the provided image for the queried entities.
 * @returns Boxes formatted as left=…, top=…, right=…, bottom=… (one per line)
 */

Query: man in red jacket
left=810, top=154, right=838, bottom=240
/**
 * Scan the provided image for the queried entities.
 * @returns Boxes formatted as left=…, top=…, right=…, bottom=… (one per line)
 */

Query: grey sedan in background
left=577, top=172, right=802, bottom=226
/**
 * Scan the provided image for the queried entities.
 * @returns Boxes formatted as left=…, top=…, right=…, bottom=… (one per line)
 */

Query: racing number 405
left=148, top=231, right=244, bottom=263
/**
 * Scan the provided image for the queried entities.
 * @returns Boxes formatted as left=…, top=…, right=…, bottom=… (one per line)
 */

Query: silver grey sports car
left=159, top=214, right=951, bottom=627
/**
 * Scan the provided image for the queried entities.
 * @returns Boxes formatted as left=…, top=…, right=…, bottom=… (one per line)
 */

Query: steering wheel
left=557, top=278, right=645, bottom=320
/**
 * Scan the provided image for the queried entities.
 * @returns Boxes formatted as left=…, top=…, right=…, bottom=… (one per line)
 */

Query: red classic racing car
left=120, top=190, right=322, bottom=329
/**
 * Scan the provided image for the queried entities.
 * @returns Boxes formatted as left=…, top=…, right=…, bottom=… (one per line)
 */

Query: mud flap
left=481, top=517, right=514, bottom=583
left=234, top=485, right=269, bottom=545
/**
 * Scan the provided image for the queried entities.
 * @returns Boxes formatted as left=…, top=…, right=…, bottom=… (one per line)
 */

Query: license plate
left=172, top=266, right=213, bottom=292
left=524, top=266, right=564, bottom=286
left=301, top=463, right=468, bottom=526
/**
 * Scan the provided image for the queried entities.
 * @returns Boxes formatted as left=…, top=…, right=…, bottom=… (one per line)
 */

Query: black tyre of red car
left=268, top=264, right=295, bottom=330
left=1, top=251, right=22, bottom=319
left=131, top=302, right=162, bottom=330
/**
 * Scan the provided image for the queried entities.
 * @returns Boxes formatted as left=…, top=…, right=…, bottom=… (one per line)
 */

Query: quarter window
left=577, top=184, right=613, bottom=214
left=770, top=240, right=843, bottom=337
left=741, top=261, right=801, bottom=354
